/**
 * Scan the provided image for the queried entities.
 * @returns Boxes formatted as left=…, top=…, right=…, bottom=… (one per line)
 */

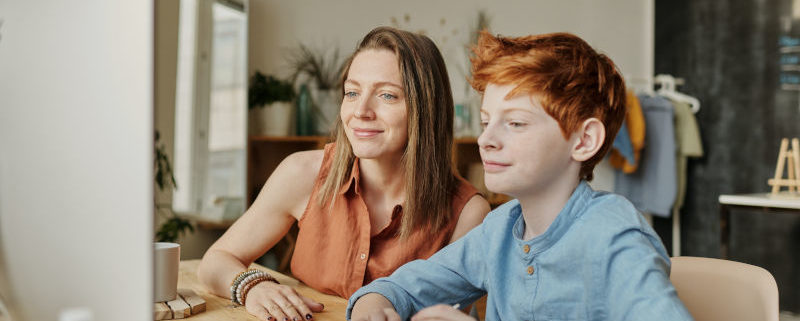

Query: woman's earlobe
left=571, top=118, right=605, bottom=162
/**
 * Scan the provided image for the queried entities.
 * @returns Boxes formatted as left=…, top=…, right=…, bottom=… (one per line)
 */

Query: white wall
left=247, top=0, right=652, bottom=191
left=248, top=0, right=653, bottom=104
left=167, top=0, right=652, bottom=258
left=0, top=1, right=152, bottom=320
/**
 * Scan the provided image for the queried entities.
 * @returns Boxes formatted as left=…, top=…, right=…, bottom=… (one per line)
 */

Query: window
left=173, top=0, right=247, bottom=221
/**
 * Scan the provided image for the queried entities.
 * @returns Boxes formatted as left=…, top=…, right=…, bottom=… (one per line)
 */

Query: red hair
left=469, top=31, right=626, bottom=181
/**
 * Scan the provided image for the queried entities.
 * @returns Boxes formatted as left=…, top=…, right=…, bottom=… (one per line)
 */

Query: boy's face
left=478, top=84, right=577, bottom=197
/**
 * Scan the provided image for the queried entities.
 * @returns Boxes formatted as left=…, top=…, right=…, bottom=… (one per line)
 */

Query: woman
left=197, top=26, right=490, bottom=321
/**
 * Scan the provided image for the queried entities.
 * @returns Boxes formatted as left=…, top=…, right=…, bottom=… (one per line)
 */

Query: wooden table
left=177, top=260, right=347, bottom=320
left=718, top=192, right=800, bottom=258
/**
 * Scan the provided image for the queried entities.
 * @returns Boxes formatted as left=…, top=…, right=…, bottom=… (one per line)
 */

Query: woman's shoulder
left=260, top=149, right=327, bottom=220
left=453, top=175, right=479, bottom=194
left=452, top=176, right=486, bottom=205
left=451, top=176, right=487, bottom=212
left=278, top=149, right=325, bottom=177
left=267, top=149, right=326, bottom=201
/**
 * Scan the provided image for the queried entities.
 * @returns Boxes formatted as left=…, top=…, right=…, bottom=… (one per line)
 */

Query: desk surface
left=718, top=192, right=800, bottom=210
left=178, top=260, right=347, bottom=320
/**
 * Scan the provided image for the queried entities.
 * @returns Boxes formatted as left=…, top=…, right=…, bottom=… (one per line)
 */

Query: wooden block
left=154, top=301, right=172, bottom=320
left=165, top=296, right=191, bottom=319
left=177, top=288, right=206, bottom=315
left=792, top=138, right=800, bottom=190
left=789, top=154, right=797, bottom=192
left=772, top=138, right=789, bottom=194
left=769, top=178, right=800, bottom=186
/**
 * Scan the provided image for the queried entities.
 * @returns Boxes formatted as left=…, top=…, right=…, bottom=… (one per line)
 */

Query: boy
left=346, top=31, right=692, bottom=321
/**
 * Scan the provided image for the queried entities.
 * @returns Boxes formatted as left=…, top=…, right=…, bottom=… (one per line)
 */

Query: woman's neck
left=358, top=157, right=406, bottom=202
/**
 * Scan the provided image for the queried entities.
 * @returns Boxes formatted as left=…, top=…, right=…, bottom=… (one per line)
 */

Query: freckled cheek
left=491, top=129, right=514, bottom=145
left=516, top=139, right=541, bottom=161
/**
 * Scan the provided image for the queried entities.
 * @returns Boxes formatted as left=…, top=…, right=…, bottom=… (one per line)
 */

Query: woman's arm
left=196, top=150, right=323, bottom=295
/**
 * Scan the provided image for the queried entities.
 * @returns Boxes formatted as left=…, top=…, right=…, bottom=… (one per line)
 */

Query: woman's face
left=341, top=49, right=409, bottom=161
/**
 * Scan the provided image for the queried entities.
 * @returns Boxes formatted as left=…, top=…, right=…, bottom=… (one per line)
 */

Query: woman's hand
left=244, top=281, right=324, bottom=321
left=410, top=304, right=476, bottom=321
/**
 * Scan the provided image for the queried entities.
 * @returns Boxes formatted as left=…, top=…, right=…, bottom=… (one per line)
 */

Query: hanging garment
left=670, top=99, right=704, bottom=215
left=612, top=122, right=635, bottom=164
left=610, top=91, right=646, bottom=173
left=614, top=95, right=677, bottom=217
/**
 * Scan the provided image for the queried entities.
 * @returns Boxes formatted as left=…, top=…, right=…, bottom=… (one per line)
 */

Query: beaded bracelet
left=230, top=269, right=279, bottom=305
left=235, top=272, right=279, bottom=305
left=230, top=269, right=262, bottom=301
left=239, top=275, right=270, bottom=306
left=235, top=273, right=264, bottom=304
left=230, top=269, right=255, bottom=287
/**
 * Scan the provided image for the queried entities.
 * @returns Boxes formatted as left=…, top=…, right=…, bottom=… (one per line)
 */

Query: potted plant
left=154, top=130, right=193, bottom=242
left=287, top=44, right=346, bottom=135
left=248, top=71, right=296, bottom=136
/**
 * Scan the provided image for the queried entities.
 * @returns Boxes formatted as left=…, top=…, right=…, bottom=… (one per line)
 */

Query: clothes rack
left=622, top=74, right=703, bottom=257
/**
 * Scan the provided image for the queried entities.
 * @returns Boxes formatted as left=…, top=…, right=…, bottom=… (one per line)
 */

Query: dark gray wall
left=655, top=0, right=800, bottom=312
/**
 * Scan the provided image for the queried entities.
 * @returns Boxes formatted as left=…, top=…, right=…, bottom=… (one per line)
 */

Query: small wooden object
left=154, top=302, right=172, bottom=320
left=154, top=288, right=206, bottom=320
left=768, top=138, right=800, bottom=194
left=178, top=288, right=207, bottom=315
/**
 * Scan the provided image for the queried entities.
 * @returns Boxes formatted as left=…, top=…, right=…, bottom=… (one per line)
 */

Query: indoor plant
left=248, top=71, right=296, bottom=136
left=287, top=44, right=346, bottom=135
left=154, top=130, right=193, bottom=242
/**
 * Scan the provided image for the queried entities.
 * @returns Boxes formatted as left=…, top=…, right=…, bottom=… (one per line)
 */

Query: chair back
left=670, top=256, right=779, bottom=321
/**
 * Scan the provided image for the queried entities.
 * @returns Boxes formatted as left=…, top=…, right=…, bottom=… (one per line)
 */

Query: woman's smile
left=352, top=127, right=384, bottom=138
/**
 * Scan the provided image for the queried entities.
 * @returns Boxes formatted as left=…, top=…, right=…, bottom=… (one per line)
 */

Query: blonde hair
left=317, top=26, right=458, bottom=239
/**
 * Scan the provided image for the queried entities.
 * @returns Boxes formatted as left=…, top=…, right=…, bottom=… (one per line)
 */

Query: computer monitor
left=0, top=1, right=152, bottom=320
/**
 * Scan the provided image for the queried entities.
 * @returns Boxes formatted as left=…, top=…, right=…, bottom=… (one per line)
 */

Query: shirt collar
left=339, top=158, right=406, bottom=238
left=339, top=158, right=361, bottom=196
left=512, top=180, right=593, bottom=255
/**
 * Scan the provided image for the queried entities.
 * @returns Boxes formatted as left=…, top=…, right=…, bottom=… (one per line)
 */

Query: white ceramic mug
left=153, top=242, right=180, bottom=302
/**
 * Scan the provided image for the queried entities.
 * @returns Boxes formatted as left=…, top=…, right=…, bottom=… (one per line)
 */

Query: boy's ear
left=570, top=118, right=605, bottom=162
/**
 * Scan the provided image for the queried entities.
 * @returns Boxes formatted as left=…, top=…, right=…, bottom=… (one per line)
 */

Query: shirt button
left=527, top=266, right=534, bottom=275
left=360, top=253, right=366, bottom=260
left=523, top=244, right=530, bottom=254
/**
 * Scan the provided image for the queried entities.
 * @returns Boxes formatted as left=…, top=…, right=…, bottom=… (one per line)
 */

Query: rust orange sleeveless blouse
left=290, top=144, right=480, bottom=298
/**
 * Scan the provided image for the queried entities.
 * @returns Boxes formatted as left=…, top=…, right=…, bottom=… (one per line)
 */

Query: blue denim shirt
left=347, top=182, right=692, bottom=321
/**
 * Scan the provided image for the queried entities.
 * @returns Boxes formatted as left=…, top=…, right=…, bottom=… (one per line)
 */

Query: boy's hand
left=410, top=304, right=476, bottom=321
left=351, top=308, right=402, bottom=321
left=350, top=293, right=400, bottom=321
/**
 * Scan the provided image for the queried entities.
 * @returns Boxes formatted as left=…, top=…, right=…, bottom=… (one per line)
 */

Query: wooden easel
left=768, top=138, right=800, bottom=194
